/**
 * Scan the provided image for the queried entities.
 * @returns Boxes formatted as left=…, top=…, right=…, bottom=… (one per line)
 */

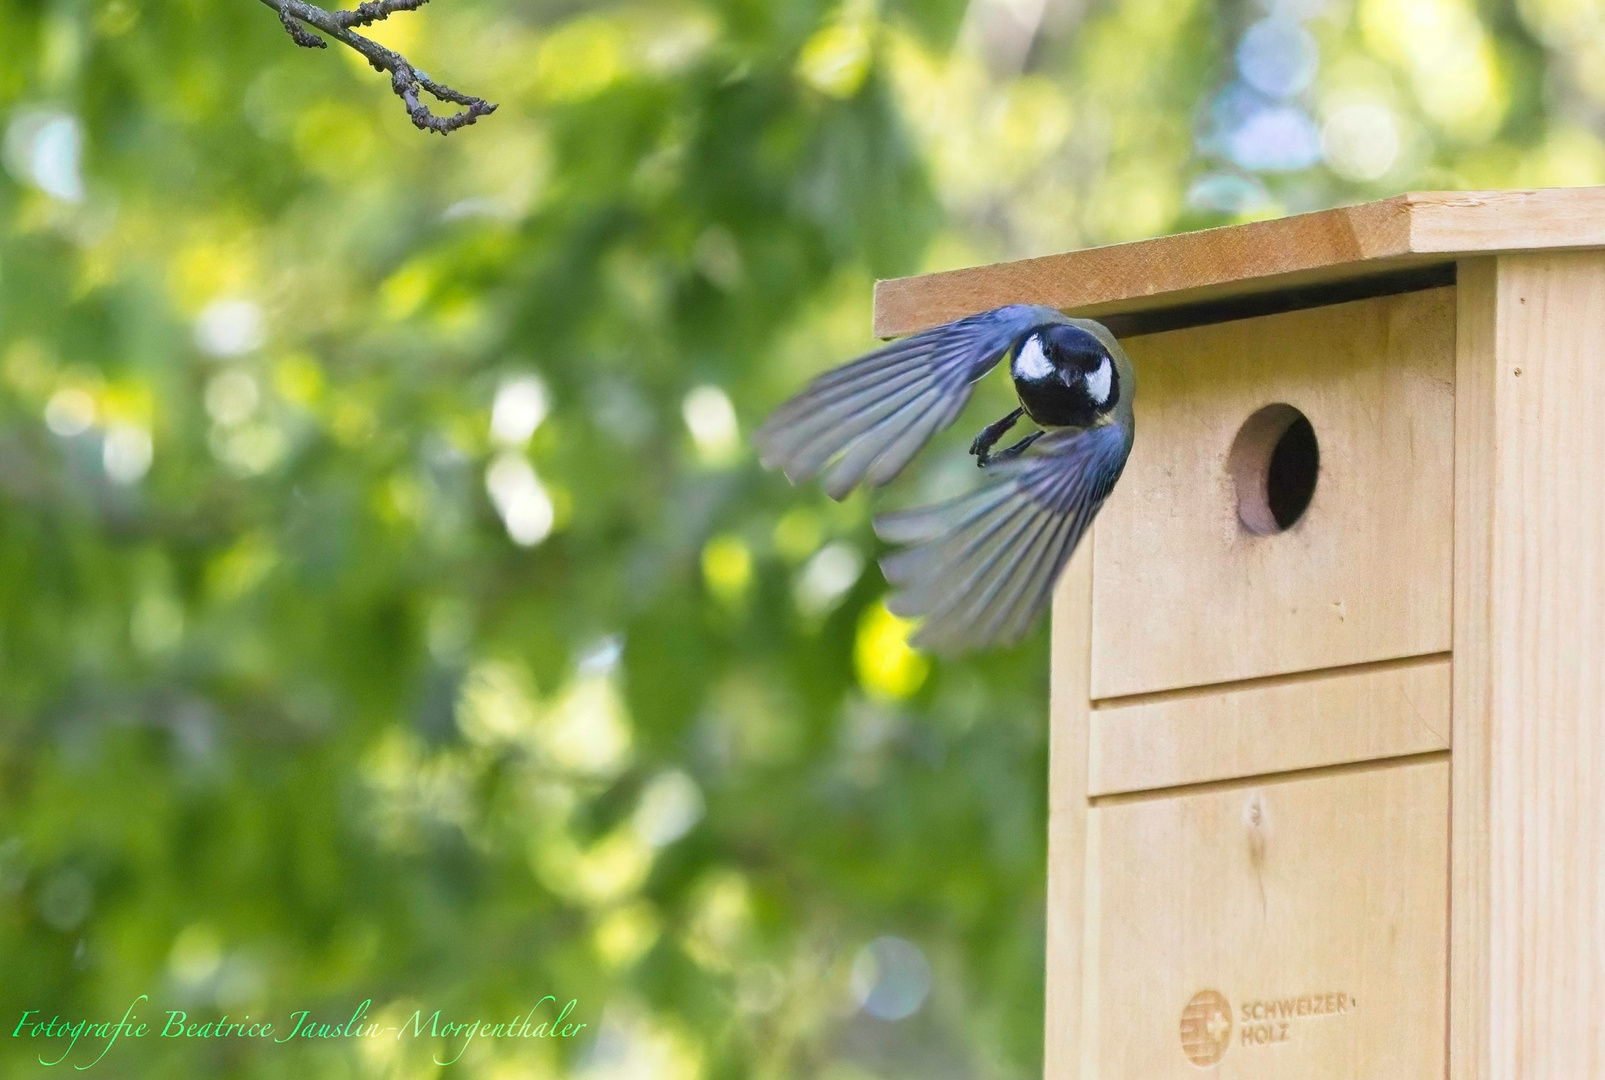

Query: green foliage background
left=0, top=0, right=1598, bottom=1076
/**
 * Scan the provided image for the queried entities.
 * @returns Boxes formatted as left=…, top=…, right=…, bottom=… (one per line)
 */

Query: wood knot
left=1244, top=792, right=1269, bottom=864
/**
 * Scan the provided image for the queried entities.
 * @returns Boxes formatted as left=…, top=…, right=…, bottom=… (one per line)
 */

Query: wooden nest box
left=875, top=188, right=1605, bottom=1078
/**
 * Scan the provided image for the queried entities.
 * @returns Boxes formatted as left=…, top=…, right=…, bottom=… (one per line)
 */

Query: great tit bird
left=754, top=304, right=1135, bottom=654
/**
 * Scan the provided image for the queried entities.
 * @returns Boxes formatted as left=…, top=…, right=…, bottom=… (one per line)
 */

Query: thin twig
left=337, top=0, right=432, bottom=28
left=257, top=0, right=496, bottom=135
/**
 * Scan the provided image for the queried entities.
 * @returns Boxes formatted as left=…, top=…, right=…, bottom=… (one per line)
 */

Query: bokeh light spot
left=169, top=924, right=223, bottom=986
left=491, top=373, right=551, bottom=447
left=854, top=603, right=929, bottom=700
left=850, top=936, right=932, bottom=1021
left=205, top=370, right=260, bottom=426
left=1322, top=102, right=1401, bottom=180
left=1228, top=102, right=1322, bottom=171
left=594, top=900, right=662, bottom=969
left=701, top=535, right=753, bottom=605
left=194, top=300, right=265, bottom=358
left=37, top=868, right=92, bottom=932
left=1236, top=17, right=1319, bottom=98
left=682, top=385, right=740, bottom=464
left=794, top=541, right=864, bottom=618
left=2, top=109, right=84, bottom=202
left=44, top=387, right=95, bottom=436
left=102, top=423, right=153, bottom=484
left=633, top=770, right=706, bottom=847
left=797, top=18, right=874, bottom=98
left=486, top=452, right=555, bottom=546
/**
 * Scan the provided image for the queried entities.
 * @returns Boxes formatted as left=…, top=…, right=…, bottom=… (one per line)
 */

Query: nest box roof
left=873, top=187, right=1605, bottom=338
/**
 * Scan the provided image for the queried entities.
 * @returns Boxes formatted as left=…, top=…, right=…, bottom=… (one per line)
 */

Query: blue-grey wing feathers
left=754, top=304, right=1069, bottom=500
left=873, top=422, right=1132, bottom=654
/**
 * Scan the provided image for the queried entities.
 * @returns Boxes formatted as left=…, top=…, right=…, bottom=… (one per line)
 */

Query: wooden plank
left=1407, top=188, right=1605, bottom=254
left=1089, top=288, right=1456, bottom=699
left=1088, top=656, right=1450, bottom=797
left=873, top=187, right=1605, bottom=337
left=1044, top=540, right=1094, bottom=1080
left=1451, top=251, right=1605, bottom=1077
left=1085, top=759, right=1450, bottom=1079
left=1450, top=256, right=1496, bottom=1080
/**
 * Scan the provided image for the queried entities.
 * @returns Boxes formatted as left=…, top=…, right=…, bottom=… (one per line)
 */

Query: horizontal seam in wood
left=1087, top=749, right=1450, bottom=807
left=1104, top=263, right=1456, bottom=338
left=1090, top=650, right=1452, bottom=712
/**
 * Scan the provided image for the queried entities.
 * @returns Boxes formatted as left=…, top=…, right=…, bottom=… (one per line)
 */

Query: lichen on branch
left=258, top=0, right=496, bottom=135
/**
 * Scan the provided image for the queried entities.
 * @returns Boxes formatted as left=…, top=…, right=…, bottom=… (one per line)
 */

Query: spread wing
left=873, top=421, right=1132, bottom=654
left=754, top=304, right=1069, bottom=500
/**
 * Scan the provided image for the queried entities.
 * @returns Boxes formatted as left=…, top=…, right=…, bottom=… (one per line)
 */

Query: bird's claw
left=970, top=406, right=1024, bottom=468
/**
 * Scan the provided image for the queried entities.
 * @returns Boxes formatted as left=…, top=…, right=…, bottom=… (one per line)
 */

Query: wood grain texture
left=1450, top=256, right=1496, bottom=1080
left=874, top=188, right=1605, bottom=337
left=1089, top=288, right=1456, bottom=698
left=1088, top=655, right=1451, bottom=797
left=1044, top=541, right=1094, bottom=1080
left=1085, top=759, right=1450, bottom=1079
left=1450, top=251, right=1605, bottom=1078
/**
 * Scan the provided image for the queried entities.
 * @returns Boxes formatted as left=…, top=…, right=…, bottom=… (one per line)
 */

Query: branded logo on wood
left=1179, top=988, right=1355, bottom=1067
left=1178, top=990, right=1232, bottom=1067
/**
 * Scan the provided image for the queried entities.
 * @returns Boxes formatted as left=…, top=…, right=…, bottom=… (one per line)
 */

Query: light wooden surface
left=873, top=187, right=1605, bottom=336
left=1089, top=288, right=1456, bottom=699
left=1084, top=759, right=1450, bottom=1079
left=1450, top=251, right=1605, bottom=1078
left=1088, top=655, right=1450, bottom=796
left=1450, top=256, right=1496, bottom=1080
left=1044, top=542, right=1095, bottom=1080
left=992, top=201, right=1605, bottom=1079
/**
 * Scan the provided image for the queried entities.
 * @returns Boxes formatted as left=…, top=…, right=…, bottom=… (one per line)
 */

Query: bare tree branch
left=258, top=0, right=497, bottom=135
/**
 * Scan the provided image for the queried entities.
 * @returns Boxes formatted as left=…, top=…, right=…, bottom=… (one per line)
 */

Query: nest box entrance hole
left=1230, top=404, right=1319, bottom=535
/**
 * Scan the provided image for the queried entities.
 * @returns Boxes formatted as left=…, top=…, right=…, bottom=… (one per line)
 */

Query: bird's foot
left=985, top=430, right=1044, bottom=467
left=970, top=407, right=1024, bottom=467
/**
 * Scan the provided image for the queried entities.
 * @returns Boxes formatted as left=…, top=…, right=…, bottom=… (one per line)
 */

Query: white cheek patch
left=1084, top=357, right=1113, bottom=405
left=1014, top=334, right=1053, bottom=380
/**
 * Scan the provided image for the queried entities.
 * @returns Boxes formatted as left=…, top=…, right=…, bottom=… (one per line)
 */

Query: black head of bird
left=754, top=304, right=1135, bottom=655
left=1011, top=322, right=1123, bottom=428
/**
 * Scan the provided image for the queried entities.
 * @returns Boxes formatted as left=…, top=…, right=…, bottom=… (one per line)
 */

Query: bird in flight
left=754, top=304, right=1135, bottom=654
